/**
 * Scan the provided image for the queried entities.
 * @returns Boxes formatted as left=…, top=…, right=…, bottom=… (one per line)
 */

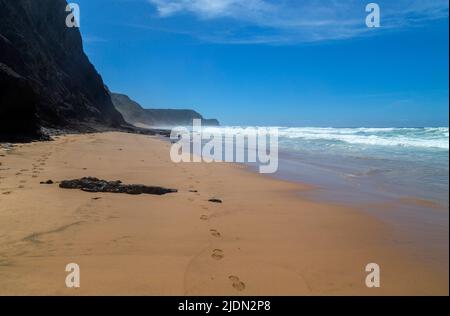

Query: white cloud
left=146, top=0, right=449, bottom=44
left=148, top=0, right=271, bottom=18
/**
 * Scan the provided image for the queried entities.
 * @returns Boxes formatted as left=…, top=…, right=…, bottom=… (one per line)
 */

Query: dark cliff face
left=111, top=93, right=220, bottom=127
left=0, top=0, right=125, bottom=141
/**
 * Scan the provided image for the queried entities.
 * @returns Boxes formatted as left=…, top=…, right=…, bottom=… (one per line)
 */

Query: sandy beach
left=0, top=132, right=447, bottom=295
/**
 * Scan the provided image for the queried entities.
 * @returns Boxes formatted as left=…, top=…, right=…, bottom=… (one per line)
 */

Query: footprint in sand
left=211, top=249, right=224, bottom=260
left=0, top=259, right=13, bottom=267
left=200, top=215, right=209, bottom=221
left=228, top=276, right=246, bottom=292
left=210, top=229, right=221, bottom=238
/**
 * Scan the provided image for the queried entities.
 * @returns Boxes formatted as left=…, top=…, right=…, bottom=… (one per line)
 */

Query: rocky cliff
left=0, top=0, right=125, bottom=141
left=111, top=93, right=220, bottom=127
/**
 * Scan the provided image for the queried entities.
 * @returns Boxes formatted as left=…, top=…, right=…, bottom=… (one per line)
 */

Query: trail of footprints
left=30, top=151, right=53, bottom=184
left=2, top=146, right=248, bottom=292
left=189, top=180, right=246, bottom=293
left=0, top=147, right=52, bottom=194
left=24, top=151, right=52, bottom=188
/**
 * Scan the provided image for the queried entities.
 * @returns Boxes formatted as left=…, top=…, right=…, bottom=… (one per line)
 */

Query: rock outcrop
left=0, top=0, right=126, bottom=141
left=111, top=92, right=220, bottom=127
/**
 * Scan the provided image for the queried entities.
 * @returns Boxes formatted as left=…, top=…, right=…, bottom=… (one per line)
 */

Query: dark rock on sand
left=40, top=180, right=54, bottom=184
left=59, top=177, right=177, bottom=195
left=208, top=198, right=223, bottom=203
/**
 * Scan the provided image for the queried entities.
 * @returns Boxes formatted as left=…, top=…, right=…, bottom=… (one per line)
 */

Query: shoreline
left=0, top=132, right=448, bottom=295
left=272, top=149, right=449, bottom=274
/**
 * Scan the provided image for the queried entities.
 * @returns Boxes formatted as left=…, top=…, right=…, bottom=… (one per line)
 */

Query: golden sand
left=0, top=132, right=447, bottom=295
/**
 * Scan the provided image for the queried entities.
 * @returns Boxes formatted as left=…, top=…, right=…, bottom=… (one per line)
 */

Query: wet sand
left=0, top=132, right=447, bottom=295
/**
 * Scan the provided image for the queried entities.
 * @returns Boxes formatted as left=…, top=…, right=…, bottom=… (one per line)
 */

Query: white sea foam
left=203, top=127, right=449, bottom=150
left=277, top=127, right=449, bottom=149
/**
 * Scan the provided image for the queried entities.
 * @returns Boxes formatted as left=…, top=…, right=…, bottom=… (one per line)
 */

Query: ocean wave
left=201, top=126, right=449, bottom=149
left=277, top=127, right=449, bottom=149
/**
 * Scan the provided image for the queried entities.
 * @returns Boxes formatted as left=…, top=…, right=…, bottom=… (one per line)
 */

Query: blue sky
left=77, top=0, right=449, bottom=126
